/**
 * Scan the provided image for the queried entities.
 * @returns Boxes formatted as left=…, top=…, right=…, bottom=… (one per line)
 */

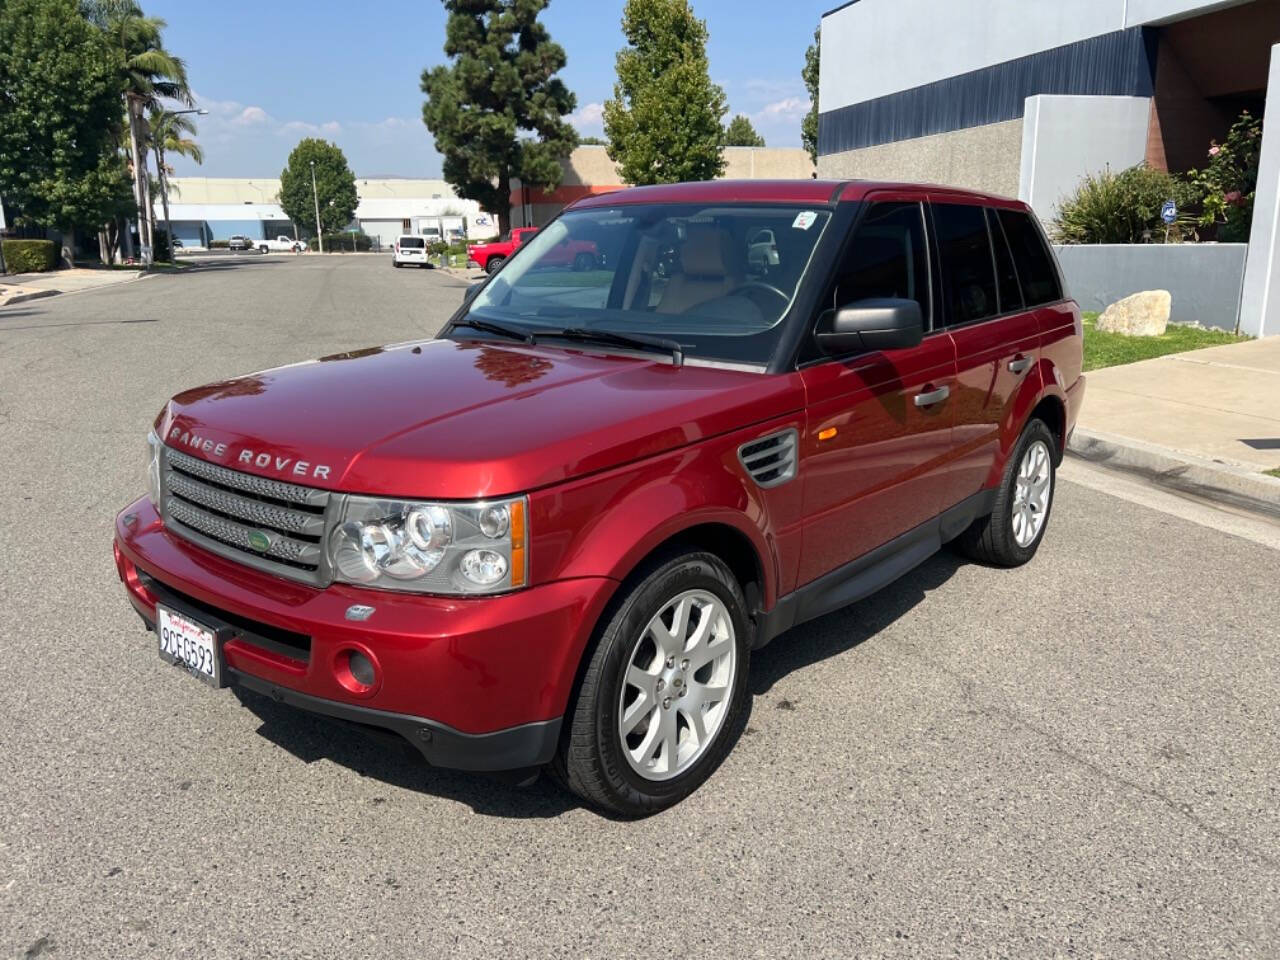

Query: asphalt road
left=2, top=256, right=1278, bottom=959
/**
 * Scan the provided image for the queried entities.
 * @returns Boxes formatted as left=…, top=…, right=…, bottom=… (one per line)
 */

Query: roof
left=569, top=179, right=848, bottom=208
left=566, top=178, right=1024, bottom=209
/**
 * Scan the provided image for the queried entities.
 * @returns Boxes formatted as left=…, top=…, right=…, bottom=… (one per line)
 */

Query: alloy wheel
left=1011, top=439, right=1052, bottom=547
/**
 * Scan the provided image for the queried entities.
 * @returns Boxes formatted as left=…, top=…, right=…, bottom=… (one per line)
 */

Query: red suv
left=115, top=180, right=1084, bottom=816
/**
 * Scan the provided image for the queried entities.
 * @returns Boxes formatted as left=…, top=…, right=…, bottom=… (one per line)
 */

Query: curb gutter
left=1067, top=428, right=1280, bottom=520
left=0, top=288, right=61, bottom=307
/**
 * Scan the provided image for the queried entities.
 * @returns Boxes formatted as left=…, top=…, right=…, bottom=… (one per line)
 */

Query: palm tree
left=88, top=1, right=191, bottom=263
left=149, top=109, right=203, bottom=262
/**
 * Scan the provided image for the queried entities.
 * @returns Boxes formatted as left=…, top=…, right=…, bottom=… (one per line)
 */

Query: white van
left=392, top=235, right=430, bottom=268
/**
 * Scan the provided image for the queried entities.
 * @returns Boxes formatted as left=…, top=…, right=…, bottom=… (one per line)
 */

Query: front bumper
left=114, top=497, right=616, bottom=770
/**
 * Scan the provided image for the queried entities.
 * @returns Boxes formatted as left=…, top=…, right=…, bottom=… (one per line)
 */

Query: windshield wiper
left=451, top=316, right=534, bottom=344
left=537, top=327, right=684, bottom=366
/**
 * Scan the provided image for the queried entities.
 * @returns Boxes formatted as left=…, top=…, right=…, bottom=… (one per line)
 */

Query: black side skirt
left=754, top=489, right=995, bottom=648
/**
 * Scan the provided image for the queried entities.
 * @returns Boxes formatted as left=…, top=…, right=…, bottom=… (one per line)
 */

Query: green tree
left=724, top=114, right=765, bottom=147
left=603, top=0, right=727, bottom=185
left=150, top=108, right=203, bottom=262
left=88, top=0, right=191, bottom=261
left=0, top=0, right=134, bottom=266
left=801, top=24, right=820, bottom=165
left=579, top=136, right=608, bottom=146
left=421, top=0, right=578, bottom=237
left=278, top=139, right=359, bottom=237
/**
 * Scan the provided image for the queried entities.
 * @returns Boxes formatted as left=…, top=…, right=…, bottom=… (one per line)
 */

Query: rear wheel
left=951, top=418, right=1056, bottom=567
left=485, top=256, right=505, bottom=275
left=258, top=244, right=268, bottom=254
left=554, top=551, right=750, bottom=817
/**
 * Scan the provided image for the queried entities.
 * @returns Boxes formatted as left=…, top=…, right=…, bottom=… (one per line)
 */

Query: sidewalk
left=0, top=267, right=143, bottom=306
left=1068, top=337, right=1280, bottom=514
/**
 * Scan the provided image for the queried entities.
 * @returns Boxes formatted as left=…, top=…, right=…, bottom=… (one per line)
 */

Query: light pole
left=310, top=160, right=324, bottom=254
left=157, top=107, right=208, bottom=263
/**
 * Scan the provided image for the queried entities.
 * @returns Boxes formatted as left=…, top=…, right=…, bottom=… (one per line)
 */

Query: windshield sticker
left=792, top=211, right=818, bottom=231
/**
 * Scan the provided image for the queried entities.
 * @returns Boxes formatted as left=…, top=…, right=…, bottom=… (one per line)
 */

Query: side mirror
left=816, top=298, right=923, bottom=355
left=464, top=281, right=484, bottom=303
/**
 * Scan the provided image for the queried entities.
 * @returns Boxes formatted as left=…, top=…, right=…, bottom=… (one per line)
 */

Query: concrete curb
left=1067, top=427, right=1280, bottom=520
left=0, top=288, right=61, bottom=307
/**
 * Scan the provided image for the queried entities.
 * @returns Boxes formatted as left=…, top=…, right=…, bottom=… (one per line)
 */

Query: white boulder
left=1096, top=290, right=1171, bottom=337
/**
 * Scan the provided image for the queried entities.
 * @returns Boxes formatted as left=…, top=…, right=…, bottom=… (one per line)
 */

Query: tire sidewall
left=592, top=555, right=751, bottom=810
left=1001, top=420, right=1057, bottom=563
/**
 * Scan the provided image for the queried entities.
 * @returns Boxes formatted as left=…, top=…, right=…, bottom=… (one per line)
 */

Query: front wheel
left=554, top=551, right=751, bottom=817
left=572, top=252, right=595, bottom=272
left=951, top=418, right=1057, bottom=567
left=258, top=245, right=268, bottom=254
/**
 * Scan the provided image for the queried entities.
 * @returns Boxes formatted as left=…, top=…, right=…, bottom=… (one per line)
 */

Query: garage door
left=360, top=220, right=402, bottom=249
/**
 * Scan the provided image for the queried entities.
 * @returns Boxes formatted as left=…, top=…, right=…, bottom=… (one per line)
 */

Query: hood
left=158, top=338, right=802, bottom=498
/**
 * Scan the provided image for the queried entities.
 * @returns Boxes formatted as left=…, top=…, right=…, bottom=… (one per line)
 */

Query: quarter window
left=998, top=209, right=1062, bottom=307
left=987, top=208, right=1023, bottom=314
left=933, top=202, right=998, bottom=326
left=831, top=202, right=930, bottom=323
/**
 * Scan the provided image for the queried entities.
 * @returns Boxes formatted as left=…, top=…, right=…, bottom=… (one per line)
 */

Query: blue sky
left=149, top=0, right=826, bottom=178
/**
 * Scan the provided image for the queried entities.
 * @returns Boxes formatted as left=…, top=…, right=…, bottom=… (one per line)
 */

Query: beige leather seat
left=656, top=225, right=739, bottom=315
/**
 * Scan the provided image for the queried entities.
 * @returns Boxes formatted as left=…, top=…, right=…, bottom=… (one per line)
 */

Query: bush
left=1054, top=164, right=1200, bottom=244
left=1187, top=109, right=1263, bottom=243
left=2, top=238, right=57, bottom=273
left=308, top=233, right=375, bottom=252
left=209, top=239, right=229, bottom=249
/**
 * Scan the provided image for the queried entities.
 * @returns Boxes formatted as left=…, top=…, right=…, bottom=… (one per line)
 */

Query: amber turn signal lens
left=818, top=427, right=838, bottom=441
left=509, top=499, right=527, bottom=587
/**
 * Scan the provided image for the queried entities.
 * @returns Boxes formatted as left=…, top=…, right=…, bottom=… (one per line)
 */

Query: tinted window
left=832, top=202, right=929, bottom=323
left=399, top=237, right=425, bottom=249
left=998, top=209, right=1062, bottom=306
left=987, top=208, right=1022, bottom=314
left=933, top=203, right=998, bottom=325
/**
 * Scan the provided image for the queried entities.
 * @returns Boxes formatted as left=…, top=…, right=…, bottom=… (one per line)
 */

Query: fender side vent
left=738, top=429, right=798, bottom=488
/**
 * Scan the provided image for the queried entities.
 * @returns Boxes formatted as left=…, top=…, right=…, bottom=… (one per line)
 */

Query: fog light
left=461, top=549, right=507, bottom=586
left=347, top=650, right=376, bottom=687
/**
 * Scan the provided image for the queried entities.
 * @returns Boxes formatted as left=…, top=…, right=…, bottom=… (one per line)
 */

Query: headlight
left=145, top=430, right=162, bottom=507
left=328, top=495, right=527, bottom=595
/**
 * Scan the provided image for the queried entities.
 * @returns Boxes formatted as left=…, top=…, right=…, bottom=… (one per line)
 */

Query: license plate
left=157, top=605, right=223, bottom=687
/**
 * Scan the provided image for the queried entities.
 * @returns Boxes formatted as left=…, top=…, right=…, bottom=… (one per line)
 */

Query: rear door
left=928, top=198, right=1041, bottom=506
left=797, top=196, right=957, bottom=584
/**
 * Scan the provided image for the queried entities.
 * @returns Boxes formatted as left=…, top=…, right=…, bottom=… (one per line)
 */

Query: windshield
left=465, top=203, right=832, bottom=365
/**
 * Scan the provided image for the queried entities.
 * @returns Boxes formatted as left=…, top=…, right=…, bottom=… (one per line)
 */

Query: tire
left=258, top=245, right=268, bottom=254
left=554, top=551, right=751, bottom=817
left=393, top=260, right=401, bottom=268
left=485, top=256, right=505, bottom=275
left=572, top=252, right=595, bottom=272
left=951, top=418, right=1057, bottom=567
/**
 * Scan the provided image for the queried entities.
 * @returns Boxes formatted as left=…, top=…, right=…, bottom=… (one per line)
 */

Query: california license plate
left=157, top=604, right=223, bottom=687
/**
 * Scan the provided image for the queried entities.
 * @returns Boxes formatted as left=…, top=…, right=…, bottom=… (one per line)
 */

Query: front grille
left=161, top=447, right=332, bottom=585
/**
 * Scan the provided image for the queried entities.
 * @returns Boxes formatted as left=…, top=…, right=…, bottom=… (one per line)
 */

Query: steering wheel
left=733, top=280, right=790, bottom=311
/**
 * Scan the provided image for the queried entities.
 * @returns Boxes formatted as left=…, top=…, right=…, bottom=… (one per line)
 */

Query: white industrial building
left=818, top=0, right=1280, bottom=337
left=162, top=177, right=498, bottom=249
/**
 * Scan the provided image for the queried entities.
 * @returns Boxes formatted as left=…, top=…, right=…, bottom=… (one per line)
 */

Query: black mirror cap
left=464, top=281, right=484, bottom=303
left=816, top=297, right=924, bottom=355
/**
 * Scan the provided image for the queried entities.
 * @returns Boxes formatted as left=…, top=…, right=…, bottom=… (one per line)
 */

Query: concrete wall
left=1239, top=42, right=1280, bottom=338
left=1055, top=243, right=1248, bottom=329
left=817, top=119, right=1024, bottom=198
left=1019, top=95, right=1153, bottom=223
left=819, top=0, right=1247, bottom=112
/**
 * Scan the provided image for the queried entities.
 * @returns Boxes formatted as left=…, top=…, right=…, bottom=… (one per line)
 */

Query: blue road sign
left=1161, top=200, right=1177, bottom=224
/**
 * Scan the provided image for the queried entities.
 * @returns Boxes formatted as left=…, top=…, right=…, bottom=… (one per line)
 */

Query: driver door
left=797, top=197, right=957, bottom=585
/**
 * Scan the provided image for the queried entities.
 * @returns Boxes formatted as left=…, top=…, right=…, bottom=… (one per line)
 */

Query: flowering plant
left=1188, top=110, right=1263, bottom=243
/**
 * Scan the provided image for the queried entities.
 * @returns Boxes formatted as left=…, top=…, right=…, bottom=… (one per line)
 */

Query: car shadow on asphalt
left=230, top=549, right=966, bottom=820
left=749, top=550, right=965, bottom=697
left=231, top=686, right=580, bottom=819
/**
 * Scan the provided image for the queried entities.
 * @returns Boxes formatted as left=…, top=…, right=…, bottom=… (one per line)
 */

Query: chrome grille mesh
left=161, top=446, right=332, bottom=584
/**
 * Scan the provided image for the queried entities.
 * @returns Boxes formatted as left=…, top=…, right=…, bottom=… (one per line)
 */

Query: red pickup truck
left=468, top=226, right=598, bottom=275
left=115, top=179, right=1083, bottom=816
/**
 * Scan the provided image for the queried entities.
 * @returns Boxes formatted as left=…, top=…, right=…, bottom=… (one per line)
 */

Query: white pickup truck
left=256, top=235, right=306, bottom=253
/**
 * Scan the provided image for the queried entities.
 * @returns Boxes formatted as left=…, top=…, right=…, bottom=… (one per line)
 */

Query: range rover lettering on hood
left=166, top=426, right=332, bottom=480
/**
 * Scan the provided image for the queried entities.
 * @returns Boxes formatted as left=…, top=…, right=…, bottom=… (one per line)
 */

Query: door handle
left=914, top=385, right=950, bottom=407
left=1008, top=355, right=1033, bottom=374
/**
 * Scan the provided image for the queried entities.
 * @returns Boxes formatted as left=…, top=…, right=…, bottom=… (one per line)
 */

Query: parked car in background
left=468, top=226, right=599, bottom=275
left=227, top=235, right=252, bottom=251
left=393, top=235, right=430, bottom=268
left=115, top=179, right=1083, bottom=817
left=747, top=228, right=780, bottom=273
left=257, top=235, right=306, bottom=253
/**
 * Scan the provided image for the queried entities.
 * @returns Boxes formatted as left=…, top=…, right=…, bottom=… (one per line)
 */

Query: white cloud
left=568, top=102, right=605, bottom=135
left=232, top=106, right=270, bottom=127
left=752, top=97, right=811, bottom=124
